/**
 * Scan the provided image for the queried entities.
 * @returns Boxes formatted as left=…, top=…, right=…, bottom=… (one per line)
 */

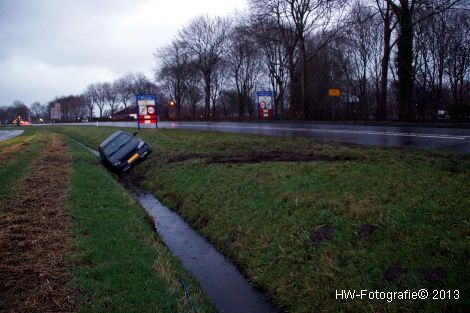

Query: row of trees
left=83, top=72, right=159, bottom=119
left=0, top=72, right=160, bottom=123
left=0, top=96, right=89, bottom=124
left=0, top=101, right=31, bottom=124
left=155, top=0, right=470, bottom=121
left=3, top=0, right=468, bottom=123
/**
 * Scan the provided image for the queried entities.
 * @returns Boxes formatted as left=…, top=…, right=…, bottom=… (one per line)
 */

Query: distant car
left=12, top=119, right=29, bottom=126
left=98, top=131, right=151, bottom=172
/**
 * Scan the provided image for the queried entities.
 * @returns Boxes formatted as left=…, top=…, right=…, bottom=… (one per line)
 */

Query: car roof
left=99, top=131, right=132, bottom=148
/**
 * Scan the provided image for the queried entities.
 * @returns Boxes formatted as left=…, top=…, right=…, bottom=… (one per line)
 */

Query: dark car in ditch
left=99, top=131, right=151, bottom=172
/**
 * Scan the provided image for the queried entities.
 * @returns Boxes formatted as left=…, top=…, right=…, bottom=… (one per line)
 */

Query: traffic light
left=169, top=100, right=175, bottom=107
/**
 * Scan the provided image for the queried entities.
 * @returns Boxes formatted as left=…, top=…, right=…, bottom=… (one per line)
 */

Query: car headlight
left=138, top=140, right=144, bottom=149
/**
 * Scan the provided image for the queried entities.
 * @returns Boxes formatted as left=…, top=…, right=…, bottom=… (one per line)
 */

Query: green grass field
left=0, top=129, right=214, bottom=313
left=0, top=128, right=50, bottom=198
left=50, top=125, right=470, bottom=312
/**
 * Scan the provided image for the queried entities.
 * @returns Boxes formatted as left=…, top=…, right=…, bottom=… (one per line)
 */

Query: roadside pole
left=328, top=88, right=340, bottom=122
left=136, top=96, right=140, bottom=130
left=332, top=97, right=335, bottom=121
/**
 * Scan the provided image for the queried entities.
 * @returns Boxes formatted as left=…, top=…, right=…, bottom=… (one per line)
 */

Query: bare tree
left=259, top=28, right=289, bottom=119
left=103, top=82, right=120, bottom=115
left=93, top=83, right=107, bottom=118
left=210, top=61, right=230, bottom=117
left=250, top=0, right=301, bottom=117
left=84, top=84, right=96, bottom=118
left=445, top=9, right=470, bottom=120
left=29, top=102, right=43, bottom=120
left=128, top=72, right=153, bottom=96
left=384, top=0, right=462, bottom=121
left=178, top=15, right=231, bottom=118
left=156, top=40, right=194, bottom=119
left=12, top=100, right=29, bottom=119
left=227, top=24, right=263, bottom=119
left=187, top=79, right=203, bottom=119
left=374, top=0, right=397, bottom=120
left=340, top=2, right=383, bottom=119
left=49, top=95, right=87, bottom=121
left=115, top=73, right=134, bottom=109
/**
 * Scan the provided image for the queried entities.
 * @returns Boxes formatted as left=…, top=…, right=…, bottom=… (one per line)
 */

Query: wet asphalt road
left=63, top=121, right=470, bottom=153
left=0, top=129, right=24, bottom=142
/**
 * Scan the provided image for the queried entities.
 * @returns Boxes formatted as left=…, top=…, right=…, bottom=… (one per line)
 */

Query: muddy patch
left=357, top=224, right=378, bottom=240
left=168, top=151, right=358, bottom=164
left=168, top=152, right=206, bottom=163
left=384, top=264, right=405, bottom=283
left=310, top=225, right=335, bottom=245
left=0, top=135, right=73, bottom=312
left=419, top=267, right=446, bottom=286
left=224, top=230, right=240, bottom=248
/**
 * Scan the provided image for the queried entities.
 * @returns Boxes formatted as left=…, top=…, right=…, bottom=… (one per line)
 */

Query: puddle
left=120, top=177, right=279, bottom=313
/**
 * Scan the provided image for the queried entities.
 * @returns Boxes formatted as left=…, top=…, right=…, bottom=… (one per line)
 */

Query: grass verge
left=0, top=129, right=50, bottom=199
left=1, top=128, right=214, bottom=312
left=53, top=125, right=470, bottom=312
left=0, top=133, right=72, bottom=311
left=66, top=136, right=214, bottom=313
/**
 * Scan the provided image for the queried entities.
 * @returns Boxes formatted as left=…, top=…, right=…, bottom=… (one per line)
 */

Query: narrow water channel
left=120, top=176, right=279, bottom=313
left=80, top=143, right=279, bottom=313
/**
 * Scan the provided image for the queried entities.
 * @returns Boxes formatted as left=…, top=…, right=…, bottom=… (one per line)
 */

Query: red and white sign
left=136, top=94, right=158, bottom=128
left=138, top=105, right=157, bottom=124
left=139, top=115, right=157, bottom=124
left=147, top=105, right=155, bottom=115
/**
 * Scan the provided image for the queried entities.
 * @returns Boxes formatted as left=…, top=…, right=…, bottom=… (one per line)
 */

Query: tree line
left=2, top=0, right=469, bottom=123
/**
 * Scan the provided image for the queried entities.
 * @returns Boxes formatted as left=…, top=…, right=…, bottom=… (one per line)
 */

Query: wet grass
left=66, top=138, right=215, bottom=313
left=52, top=125, right=470, bottom=312
left=0, top=129, right=50, bottom=199
left=1, top=128, right=214, bottom=313
left=0, top=134, right=73, bottom=312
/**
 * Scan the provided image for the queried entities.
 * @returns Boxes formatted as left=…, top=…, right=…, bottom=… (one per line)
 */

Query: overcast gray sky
left=0, top=0, right=247, bottom=106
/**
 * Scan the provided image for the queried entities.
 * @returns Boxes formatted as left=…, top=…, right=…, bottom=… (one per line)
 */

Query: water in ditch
left=119, top=176, right=279, bottom=313
left=78, top=141, right=279, bottom=312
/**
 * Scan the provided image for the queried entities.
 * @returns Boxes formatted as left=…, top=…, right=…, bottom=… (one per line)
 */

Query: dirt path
left=0, top=134, right=73, bottom=312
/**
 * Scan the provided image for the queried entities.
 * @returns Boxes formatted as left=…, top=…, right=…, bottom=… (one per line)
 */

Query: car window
left=103, top=133, right=132, bottom=156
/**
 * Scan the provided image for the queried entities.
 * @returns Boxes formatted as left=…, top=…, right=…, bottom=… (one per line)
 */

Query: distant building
left=112, top=106, right=137, bottom=120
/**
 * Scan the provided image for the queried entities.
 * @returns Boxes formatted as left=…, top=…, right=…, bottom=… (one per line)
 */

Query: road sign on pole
left=256, top=91, right=274, bottom=120
left=136, top=94, right=157, bottom=129
left=328, top=89, right=340, bottom=97
left=51, top=102, right=61, bottom=121
left=328, top=89, right=340, bottom=121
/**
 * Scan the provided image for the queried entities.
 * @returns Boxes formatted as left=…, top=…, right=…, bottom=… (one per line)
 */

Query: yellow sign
left=328, top=89, right=340, bottom=97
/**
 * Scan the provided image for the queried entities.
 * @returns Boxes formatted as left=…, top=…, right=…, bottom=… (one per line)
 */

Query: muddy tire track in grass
left=0, top=134, right=73, bottom=312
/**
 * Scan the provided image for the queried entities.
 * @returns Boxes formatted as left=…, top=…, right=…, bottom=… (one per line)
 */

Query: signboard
left=328, top=89, right=340, bottom=97
left=136, top=94, right=157, bottom=128
left=51, top=102, right=61, bottom=120
left=256, top=91, right=274, bottom=120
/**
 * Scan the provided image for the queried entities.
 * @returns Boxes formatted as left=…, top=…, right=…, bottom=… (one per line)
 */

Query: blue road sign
left=136, top=94, right=156, bottom=101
